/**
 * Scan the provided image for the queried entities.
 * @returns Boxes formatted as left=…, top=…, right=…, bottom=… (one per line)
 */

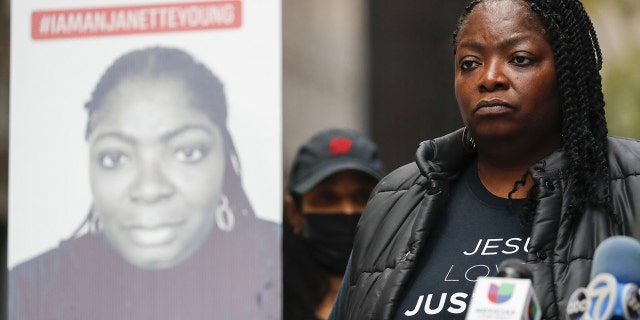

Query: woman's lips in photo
left=124, top=221, right=186, bottom=246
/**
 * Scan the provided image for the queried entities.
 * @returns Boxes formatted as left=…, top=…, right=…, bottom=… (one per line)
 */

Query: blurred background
left=0, top=0, right=639, bottom=318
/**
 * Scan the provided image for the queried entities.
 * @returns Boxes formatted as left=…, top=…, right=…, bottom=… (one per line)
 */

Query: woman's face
left=454, top=0, right=562, bottom=152
left=88, top=76, right=225, bottom=270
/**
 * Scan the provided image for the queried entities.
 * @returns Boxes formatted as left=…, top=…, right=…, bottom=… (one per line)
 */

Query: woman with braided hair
left=329, top=0, right=640, bottom=319
left=9, top=46, right=280, bottom=319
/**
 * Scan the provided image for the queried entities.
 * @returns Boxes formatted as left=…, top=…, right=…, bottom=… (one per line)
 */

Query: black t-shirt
left=394, top=160, right=529, bottom=319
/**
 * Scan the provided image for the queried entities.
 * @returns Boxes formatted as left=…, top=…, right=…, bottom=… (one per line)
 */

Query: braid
left=507, top=170, right=539, bottom=227
left=525, top=0, right=611, bottom=224
left=453, top=0, right=613, bottom=225
left=506, top=169, right=540, bottom=229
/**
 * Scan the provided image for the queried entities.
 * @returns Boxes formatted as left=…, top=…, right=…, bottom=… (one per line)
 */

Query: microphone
left=565, top=236, right=640, bottom=320
left=466, top=258, right=541, bottom=320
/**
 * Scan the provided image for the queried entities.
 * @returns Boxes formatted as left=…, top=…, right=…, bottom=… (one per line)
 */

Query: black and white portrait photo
left=8, top=1, right=282, bottom=319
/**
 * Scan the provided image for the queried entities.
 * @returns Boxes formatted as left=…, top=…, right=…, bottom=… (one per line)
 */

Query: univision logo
left=488, top=283, right=515, bottom=304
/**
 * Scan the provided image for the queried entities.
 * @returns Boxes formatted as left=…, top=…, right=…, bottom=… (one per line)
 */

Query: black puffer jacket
left=338, top=128, right=640, bottom=320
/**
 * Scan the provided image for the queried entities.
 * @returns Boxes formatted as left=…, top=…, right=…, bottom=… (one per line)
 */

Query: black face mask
left=302, top=213, right=361, bottom=276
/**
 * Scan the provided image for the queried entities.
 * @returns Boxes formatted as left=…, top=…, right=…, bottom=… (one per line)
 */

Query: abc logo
left=566, top=287, right=589, bottom=320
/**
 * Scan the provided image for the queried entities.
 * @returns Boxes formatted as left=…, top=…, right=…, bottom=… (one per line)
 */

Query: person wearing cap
left=283, top=128, right=385, bottom=320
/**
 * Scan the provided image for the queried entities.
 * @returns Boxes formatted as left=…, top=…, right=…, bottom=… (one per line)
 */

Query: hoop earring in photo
left=216, top=194, right=235, bottom=232
left=90, top=206, right=102, bottom=234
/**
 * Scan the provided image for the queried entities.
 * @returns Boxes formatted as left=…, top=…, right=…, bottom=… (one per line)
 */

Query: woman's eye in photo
left=98, top=151, right=130, bottom=169
left=174, top=145, right=209, bottom=163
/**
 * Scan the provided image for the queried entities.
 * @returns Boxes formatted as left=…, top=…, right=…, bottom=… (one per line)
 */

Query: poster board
left=8, top=1, right=282, bottom=318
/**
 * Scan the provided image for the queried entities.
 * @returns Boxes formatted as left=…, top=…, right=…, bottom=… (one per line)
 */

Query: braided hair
left=453, top=0, right=612, bottom=227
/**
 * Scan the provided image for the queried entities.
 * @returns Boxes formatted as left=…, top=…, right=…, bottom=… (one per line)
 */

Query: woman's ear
left=284, top=195, right=304, bottom=234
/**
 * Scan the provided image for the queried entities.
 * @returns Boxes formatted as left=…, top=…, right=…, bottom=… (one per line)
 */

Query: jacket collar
left=530, top=149, right=566, bottom=179
left=415, top=128, right=474, bottom=178
left=416, top=128, right=568, bottom=180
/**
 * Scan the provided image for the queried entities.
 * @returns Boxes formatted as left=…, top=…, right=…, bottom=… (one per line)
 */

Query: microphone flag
left=466, top=277, right=541, bottom=320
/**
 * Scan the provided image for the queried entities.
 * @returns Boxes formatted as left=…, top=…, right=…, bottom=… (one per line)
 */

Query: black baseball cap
left=288, top=129, right=385, bottom=195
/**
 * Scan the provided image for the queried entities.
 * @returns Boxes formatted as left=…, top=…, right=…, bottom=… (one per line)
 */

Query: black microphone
left=566, top=236, right=640, bottom=320
left=466, top=258, right=541, bottom=320
left=496, top=258, right=534, bottom=279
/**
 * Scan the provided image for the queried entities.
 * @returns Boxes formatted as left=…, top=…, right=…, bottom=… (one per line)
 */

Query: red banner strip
left=31, top=1, right=242, bottom=40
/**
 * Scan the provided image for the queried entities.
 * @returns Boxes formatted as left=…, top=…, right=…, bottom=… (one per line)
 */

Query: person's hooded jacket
left=334, top=128, right=640, bottom=320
